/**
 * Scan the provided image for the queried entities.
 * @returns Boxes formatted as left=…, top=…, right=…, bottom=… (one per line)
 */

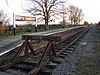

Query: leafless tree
left=67, top=5, right=74, bottom=25
left=0, top=10, right=10, bottom=34
left=67, top=5, right=84, bottom=26
left=25, top=0, right=64, bottom=30
left=59, top=3, right=67, bottom=27
left=0, top=10, right=9, bottom=24
left=77, top=9, right=84, bottom=24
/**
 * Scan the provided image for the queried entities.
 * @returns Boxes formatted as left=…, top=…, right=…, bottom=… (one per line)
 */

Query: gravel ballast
left=52, top=25, right=100, bottom=75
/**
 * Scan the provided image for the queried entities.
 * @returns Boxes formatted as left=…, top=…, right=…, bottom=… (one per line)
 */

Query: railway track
left=0, top=26, right=90, bottom=75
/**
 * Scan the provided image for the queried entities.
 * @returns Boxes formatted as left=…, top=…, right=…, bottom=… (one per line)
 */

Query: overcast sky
left=69, top=0, right=100, bottom=23
left=0, top=0, right=100, bottom=24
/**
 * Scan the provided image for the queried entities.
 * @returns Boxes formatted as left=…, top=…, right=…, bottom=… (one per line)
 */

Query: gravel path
left=52, top=25, right=100, bottom=75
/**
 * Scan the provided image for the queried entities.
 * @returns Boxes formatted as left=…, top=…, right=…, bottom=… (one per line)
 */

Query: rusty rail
left=0, top=26, right=90, bottom=75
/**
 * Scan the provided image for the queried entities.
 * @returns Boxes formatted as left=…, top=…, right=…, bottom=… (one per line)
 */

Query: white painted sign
left=15, top=15, right=36, bottom=21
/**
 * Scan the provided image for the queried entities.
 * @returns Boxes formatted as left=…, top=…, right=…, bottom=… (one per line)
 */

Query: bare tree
left=67, top=5, right=75, bottom=25
left=67, top=5, right=84, bottom=26
left=59, top=2, right=67, bottom=27
left=77, top=9, right=84, bottom=24
left=25, top=0, right=64, bottom=30
left=0, top=10, right=10, bottom=34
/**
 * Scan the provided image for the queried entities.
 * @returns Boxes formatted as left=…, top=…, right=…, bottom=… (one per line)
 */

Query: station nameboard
left=15, top=15, right=36, bottom=21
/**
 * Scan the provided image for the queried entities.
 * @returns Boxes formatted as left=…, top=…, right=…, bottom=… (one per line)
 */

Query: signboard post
left=35, top=17, right=37, bottom=32
left=14, top=15, right=36, bottom=33
left=13, top=13, right=16, bottom=35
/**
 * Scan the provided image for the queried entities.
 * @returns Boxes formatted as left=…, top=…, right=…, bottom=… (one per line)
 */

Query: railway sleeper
left=66, top=47, right=75, bottom=51
left=38, top=66, right=54, bottom=75
left=54, top=49, right=61, bottom=52
left=54, top=46, right=67, bottom=52
left=30, top=56, right=41, bottom=61
left=38, top=61, right=61, bottom=75
left=38, top=70, right=51, bottom=75
left=52, top=57, right=62, bottom=64
left=11, top=63, right=36, bottom=72
left=69, top=45, right=76, bottom=48
left=0, top=71, right=15, bottom=75
left=62, top=50, right=72, bottom=54
left=46, top=61, right=57, bottom=69
left=61, top=52, right=69, bottom=56
left=20, top=60, right=37, bottom=66
left=5, top=69, right=26, bottom=75
left=58, top=54, right=66, bottom=59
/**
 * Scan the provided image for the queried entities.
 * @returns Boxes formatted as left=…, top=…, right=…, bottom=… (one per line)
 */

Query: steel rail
left=0, top=26, right=90, bottom=75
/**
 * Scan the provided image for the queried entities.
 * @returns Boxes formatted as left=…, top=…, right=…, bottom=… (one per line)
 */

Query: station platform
left=0, top=26, right=83, bottom=55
